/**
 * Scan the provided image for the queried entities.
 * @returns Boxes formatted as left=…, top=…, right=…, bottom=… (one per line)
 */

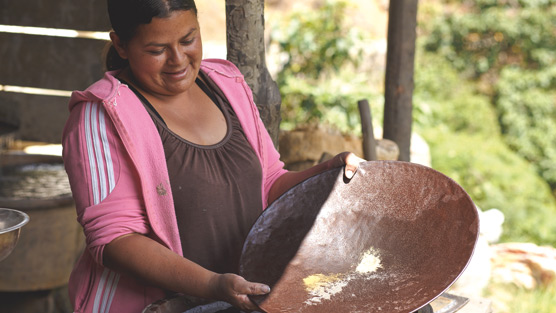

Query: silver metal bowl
left=0, top=208, right=30, bottom=262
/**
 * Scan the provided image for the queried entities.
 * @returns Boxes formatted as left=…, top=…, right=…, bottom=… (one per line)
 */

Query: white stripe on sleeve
left=90, top=103, right=108, bottom=201
left=98, top=106, right=116, bottom=193
left=84, top=102, right=121, bottom=313
left=84, top=102, right=100, bottom=205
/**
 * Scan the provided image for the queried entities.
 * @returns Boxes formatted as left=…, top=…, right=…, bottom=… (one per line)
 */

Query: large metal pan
left=239, top=161, right=479, bottom=313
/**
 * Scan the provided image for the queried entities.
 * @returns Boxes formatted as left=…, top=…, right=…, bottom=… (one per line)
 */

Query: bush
left=421, top=0, right=556, bottom=196
left=413, top=49, right=500, bottom=136
left=277, top=69, right=383, bottom=134
left=423, top=0, right=556, bottom=78
left=269, top=0, right=379, bottom=133
left=495, top=67, right=556, bottom=190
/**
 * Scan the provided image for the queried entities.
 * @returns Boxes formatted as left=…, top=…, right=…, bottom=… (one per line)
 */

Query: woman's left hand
left=330, top=152, right=366, bottom=179
left=209, top=273, right=269, bottom=312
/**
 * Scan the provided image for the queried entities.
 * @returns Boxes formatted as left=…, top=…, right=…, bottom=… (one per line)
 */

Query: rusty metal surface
left=239, top=161, right=479, bottom=313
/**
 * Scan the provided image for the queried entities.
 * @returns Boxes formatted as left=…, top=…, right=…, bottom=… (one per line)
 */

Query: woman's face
left=113, top=9, right=202, bottom=98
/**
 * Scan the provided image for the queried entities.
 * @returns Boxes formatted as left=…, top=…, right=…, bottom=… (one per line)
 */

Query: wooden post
left=358, top=99, right=377, bottom=161
left=225, top=0, right=282, bottom=147
left=383, top=0, right=419, bottom=162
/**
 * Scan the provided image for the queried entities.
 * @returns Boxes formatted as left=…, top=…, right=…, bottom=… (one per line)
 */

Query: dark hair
left=104, top=0, right=198, bottom=71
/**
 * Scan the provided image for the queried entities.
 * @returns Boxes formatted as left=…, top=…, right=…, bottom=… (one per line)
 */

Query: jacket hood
left=68, top=70, right=122, bottom=111
left=200, top=59, right=244, bottom=79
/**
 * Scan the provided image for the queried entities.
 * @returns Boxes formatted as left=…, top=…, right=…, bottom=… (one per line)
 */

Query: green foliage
left=413, top=49, right=500, bottom=136
left=278, top=70, right=383, bottom=133
left=424, top=0, right=556, bottom=78
left=271, top=0, right=362, bottom=83
left=269, top=0, right=375, bottom=132
left=421, top=0, right=556, bottom=192
left=423, top=128, right=556, bottom=245
left=496, top=67, right=556, bottom=189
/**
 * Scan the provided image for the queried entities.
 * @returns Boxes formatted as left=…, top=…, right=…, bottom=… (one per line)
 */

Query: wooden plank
left=0, top=92, right=20, bottom=129
left=0, top=0, right=109, bottom=144
left=382, top=0, right=419, bottom=162
left=0, top=33, right=107, bottom=92
left=0, top=0, right=110, bottom=31
left=0, top=92, right=70, bottom=144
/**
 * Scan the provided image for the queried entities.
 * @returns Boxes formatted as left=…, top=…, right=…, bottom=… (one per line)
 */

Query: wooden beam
left=0, top=0, right=109, bottom=31
left=0, top=33, right=106, bottom=91
left=383, top=0, right=419, bottom=162
left=0, top=0, right=109, bottom=143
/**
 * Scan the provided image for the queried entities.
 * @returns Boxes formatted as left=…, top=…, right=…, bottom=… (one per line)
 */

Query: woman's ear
left=109, top=32, right=128, bottom=59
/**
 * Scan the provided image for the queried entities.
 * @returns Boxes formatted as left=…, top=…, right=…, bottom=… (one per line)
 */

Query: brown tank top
left=124, top=72, right=263, bottom=274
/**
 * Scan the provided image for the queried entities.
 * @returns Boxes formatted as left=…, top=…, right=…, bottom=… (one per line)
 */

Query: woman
left=62, top=0, right=363, bottom=312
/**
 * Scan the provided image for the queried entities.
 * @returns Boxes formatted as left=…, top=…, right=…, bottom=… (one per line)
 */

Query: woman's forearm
left=268, top=152, right=365, bottom=205
left=103, top=233, right=218, bottom=299
left=268, top=153, right=346, bottom=205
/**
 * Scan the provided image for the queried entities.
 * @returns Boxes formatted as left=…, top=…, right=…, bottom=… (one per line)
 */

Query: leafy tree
left=424, top=0, right=556, bottom=79
left=268, top=0, right=378, bottom=132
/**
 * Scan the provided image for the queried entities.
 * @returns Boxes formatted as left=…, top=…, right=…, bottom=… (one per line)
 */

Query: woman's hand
left=104, top=234, right=268, bottom=311
left=328, top=151, right=366, bottom=179
left=209, top=273, right=269, bottom=312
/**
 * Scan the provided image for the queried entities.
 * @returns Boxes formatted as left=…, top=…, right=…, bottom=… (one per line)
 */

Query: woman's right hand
left=209, top=273, right=270, bottom=312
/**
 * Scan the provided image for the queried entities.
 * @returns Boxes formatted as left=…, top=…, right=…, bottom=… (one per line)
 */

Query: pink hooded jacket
left=62, top=59, right=286, bottom=313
